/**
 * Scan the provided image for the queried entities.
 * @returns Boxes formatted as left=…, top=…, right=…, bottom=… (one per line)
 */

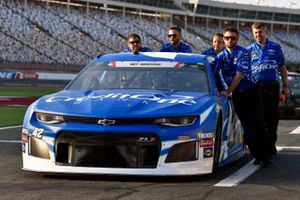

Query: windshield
left=66, top=61, right=210, bottom=93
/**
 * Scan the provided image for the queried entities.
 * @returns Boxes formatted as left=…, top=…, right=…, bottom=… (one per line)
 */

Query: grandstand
left=0, top=0, right=300, bottom=72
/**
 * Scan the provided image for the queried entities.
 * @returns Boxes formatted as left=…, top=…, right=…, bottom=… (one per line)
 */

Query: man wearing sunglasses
left=247, top=23, right=289, bottom=158
left=214, top=27, right=271, bottom=166
left=123, top=34, right=152, bottom=54
left=160, top=25, right=192, bottom=53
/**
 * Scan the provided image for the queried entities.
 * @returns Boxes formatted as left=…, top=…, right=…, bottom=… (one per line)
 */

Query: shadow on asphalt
left=246, top=150, right=300, bottom=185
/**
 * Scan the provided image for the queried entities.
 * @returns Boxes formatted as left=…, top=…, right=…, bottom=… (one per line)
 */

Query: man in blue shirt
left=215, top=27, right=270, bottom=165
left=202, top=33, right=225, bottom=91
left=248, top=22, right=289, bottom=157
left=202, top=33, right=224, bottom=57
left=160, top=26, right=192, bottom=53
left=123, top=34, right=152, bottom=54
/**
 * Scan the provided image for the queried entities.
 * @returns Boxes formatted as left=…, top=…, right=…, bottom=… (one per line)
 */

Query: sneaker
left=271, top=147, right=277, bottom=156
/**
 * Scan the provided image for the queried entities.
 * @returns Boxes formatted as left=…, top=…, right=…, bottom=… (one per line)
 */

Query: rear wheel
left=213, top=114, right=222, bottom=172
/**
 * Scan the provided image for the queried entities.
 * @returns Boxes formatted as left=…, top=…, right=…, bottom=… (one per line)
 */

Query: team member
left=160, top=25, right=192, bottom=53
left=247, top=22, right=289, bottom=156
left=202, top=33, right=225, bottom=91
left=123, top=34, right=152, bottom=54
left=215, top=27, right=271, bottom=165
left=202, top=33, right=224, bottom=57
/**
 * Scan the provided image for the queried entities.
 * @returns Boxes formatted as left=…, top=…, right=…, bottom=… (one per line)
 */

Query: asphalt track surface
left=0, top=120, right=299, bottom=200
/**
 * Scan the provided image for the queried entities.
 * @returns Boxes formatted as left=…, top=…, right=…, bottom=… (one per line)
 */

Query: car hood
left=34, top=90, right=216, bottom=118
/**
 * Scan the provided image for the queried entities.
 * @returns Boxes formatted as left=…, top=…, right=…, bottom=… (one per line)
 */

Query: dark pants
left=257, top=81, right=280, bottom=155
left=232, top=86, right=269, bottom=161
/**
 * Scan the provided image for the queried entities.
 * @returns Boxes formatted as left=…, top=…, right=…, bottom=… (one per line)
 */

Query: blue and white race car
left=22, top=52, right=244, bottom=175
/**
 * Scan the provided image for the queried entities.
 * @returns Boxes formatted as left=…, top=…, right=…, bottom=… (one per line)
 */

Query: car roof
left=95, top=52, right=211, bottom=63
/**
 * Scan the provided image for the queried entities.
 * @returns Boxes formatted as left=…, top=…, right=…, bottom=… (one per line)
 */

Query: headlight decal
left=154, top=116, right=196, bottom=127
left=36, top=112, right=65, bottom=124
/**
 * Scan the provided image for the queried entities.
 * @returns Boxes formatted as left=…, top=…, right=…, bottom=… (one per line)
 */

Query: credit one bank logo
left=45, top=93, right=197, bottom=105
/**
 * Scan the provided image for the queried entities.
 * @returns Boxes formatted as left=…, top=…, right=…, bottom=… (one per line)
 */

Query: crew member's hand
left=282, top=86, right=290, bottom=99
left=220, top=90, right=231, bottom=97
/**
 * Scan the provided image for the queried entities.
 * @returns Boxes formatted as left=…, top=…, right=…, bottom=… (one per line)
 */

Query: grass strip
left=0, top=107, right=28, bottom=127
left=0, top=87, right=60, bottom=97
left=0, top=87, right=61, bottom=127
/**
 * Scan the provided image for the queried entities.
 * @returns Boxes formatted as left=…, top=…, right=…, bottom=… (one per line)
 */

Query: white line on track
left=0, top=125, right=22, bottom=143
left=0, top=125, right=22, bottom=130
left=0, top=140, right=21, bottom=143
left=214, top=146, right=300, bottom=187
left=277, top=146, right=300, bottom=150
left=214, top=159, right=261, bottom=187
left=290, top=126, right=300, bottom=134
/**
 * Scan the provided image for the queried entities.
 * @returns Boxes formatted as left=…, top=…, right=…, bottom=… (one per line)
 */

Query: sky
left=210, top=0, right=300, bottom=9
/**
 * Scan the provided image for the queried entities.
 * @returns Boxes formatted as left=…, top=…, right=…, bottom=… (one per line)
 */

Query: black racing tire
left=213, top=114, right=222, bottom=172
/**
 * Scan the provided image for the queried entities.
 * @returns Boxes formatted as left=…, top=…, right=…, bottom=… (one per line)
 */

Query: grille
left=55, top=132, right=161, bottom=168
left=63, top=116, right=155, bottom=125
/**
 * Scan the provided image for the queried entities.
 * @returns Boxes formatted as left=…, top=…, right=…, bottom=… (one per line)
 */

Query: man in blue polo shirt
left=202, top=33, right=224, bottom=57
left=248, top=22, right=289, bottom=157
left=215, top=27, right=270, bottom=165
left=123, top=34, right=152, bottom=54
left=160, top=25, right=192, bottom=53
left=202, top=33, right=225, bottom=91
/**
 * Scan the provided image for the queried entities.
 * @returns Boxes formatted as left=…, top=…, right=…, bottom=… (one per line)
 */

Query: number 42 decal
left=32, top=128, right=44, bottom=139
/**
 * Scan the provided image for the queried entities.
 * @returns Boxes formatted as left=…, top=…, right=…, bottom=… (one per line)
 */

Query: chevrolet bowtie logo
left=97, top=119, right=116, bottom=126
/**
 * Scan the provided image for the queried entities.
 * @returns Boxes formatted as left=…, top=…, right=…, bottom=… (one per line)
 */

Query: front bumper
left=22, top=152, right=213, bottom=175
left=22, top=124, right=216, bottom=175
left=22, top=139, right=214, bottom=175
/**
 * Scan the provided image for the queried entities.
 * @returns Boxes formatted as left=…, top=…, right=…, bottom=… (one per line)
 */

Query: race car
left=22, top=52, right=244, bottom=175
left=279, top=72, right=300, bottom=118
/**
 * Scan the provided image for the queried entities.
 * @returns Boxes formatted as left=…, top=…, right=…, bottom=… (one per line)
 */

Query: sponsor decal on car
left=21, top=133, right=29, bottom=143
left=200, top=138, right=214, bottom=147
left=137, top=136, right=158, bottom=142
left=197, top=132, right=214, bottom=139
left=176, top=136, right=191, bottom=141
left=46, top=94, right=197, bottom=105
left=108, top=61, right=185, bottom=68
left=22, top=128, right=29, bottom=135
left=203, top=147, right=214, bottom=158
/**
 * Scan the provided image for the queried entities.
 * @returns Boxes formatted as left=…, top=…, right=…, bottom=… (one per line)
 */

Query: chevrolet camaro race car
left=22, top=52, right=244, bottom=175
